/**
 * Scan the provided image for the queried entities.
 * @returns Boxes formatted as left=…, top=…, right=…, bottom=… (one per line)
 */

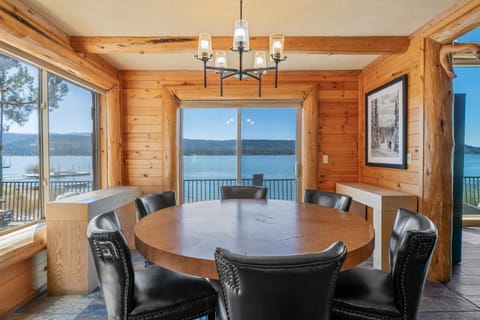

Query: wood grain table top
left=134, top=199, right=375, bottom=279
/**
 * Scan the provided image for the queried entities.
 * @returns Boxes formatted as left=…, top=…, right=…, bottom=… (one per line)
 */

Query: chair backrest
left=134, top=190, right=176, bottom=219
left=252, top=174, right=264, bottom=186
left=215, top=241, right=347, bottom=320
left=220, top=186, right=268, bottom=200
left=87, top=211, right=134, bottom=319
left=303, top=189, right=352, bottom=211
left=389, top=208, right=438, bottom=319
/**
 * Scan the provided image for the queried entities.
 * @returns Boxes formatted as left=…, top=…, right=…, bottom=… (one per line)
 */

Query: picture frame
left=365, top=75, right=407, bottom=169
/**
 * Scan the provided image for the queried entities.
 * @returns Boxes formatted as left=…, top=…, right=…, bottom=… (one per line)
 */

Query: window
left=48, top=74, right=97, bottom=201
left=0, top=51, right=98, bottom=233
left=182, top=106, right=298, bottom=203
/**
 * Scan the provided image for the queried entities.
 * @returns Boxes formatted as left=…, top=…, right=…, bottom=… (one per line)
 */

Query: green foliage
left=0, top=54, right=69, bottom=131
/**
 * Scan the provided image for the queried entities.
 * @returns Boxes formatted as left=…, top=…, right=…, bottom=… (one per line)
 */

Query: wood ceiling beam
left=0, top=0, right=118, bottom=90
left=70, top=36, right=410, bottom=55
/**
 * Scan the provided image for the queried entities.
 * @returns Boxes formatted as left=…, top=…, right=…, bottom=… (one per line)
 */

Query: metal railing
left=0, top=180, right=93, bottom=222
left=464, top=176, right=480, bottom=206
left=183, top=178, right=296, bottom=203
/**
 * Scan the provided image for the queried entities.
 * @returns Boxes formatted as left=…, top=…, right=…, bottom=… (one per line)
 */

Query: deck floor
left=4, top=227, right=480, bottom=319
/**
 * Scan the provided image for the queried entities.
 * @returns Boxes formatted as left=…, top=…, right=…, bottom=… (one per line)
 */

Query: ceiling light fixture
left=195, top=0, right=287, bottom=97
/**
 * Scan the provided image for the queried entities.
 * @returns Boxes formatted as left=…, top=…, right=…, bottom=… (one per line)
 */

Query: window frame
left=0, top=49, right=100, bottom=235
left=179, top=102, right=301, bottom=203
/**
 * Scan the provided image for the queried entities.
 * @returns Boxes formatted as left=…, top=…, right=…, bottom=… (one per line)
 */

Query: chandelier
left=195, top=0, right=287, bottom=97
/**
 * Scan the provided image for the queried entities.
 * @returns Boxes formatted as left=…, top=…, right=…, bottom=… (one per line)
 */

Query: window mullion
left=39, top=70, right=50, bottom=217
left=236, top=108, right=242, bottom=185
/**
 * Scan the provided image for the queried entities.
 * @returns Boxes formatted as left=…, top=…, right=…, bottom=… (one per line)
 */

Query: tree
left=0, top=54, right=68, bottom=196
left=371, top=98, right=380, bottom=149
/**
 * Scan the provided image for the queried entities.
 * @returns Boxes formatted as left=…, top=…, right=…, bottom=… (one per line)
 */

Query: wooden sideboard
left=46, top=186, right=140, bottom=295
left=336, top=182, right=417, bottom=271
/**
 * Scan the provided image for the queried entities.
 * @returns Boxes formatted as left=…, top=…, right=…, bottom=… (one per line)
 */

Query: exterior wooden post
left=423, top=37, right=453, bottom=282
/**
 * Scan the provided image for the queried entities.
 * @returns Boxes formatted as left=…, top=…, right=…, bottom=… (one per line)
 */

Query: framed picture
left=365, top=75, right=407, bottom=169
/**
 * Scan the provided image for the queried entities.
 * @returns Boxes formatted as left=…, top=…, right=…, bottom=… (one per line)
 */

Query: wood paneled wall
left=360, top=0, right=480, bottom=282
left=360, top=36, right=424, bottom=196
left=120, top=71, right=360, bottom=196
left=0, top=251, right=46, bottom=316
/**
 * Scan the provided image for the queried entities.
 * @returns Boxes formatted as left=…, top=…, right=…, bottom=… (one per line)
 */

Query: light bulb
left=235, top=28, right=246, bottom=42
left=217, top=57, right=226, bottom=65
left=273, top=41, right=282, bottom=58
left=200, top=40, right=209, bottom=49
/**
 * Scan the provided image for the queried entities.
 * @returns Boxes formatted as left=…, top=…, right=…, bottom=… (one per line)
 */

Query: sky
left=182, top=107, right=297, bottom=140
left=453, top=27, right=480, bottom=147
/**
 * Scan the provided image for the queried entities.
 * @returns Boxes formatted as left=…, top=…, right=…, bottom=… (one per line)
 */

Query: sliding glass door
left=240, top=108, right=297, bottom=199
left=182, top=106, right=298, bottom=203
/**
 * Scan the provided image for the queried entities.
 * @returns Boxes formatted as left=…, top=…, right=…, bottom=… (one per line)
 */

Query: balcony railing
left=464, top=176, right=480, bottom=206
left=0, top=180, right=93, bottom=223
left=2, top=176, right=480, bottom=224
left=183, top=178, right=296, bottom=203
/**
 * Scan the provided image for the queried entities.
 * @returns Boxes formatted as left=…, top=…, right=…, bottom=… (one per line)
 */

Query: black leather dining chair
left=220, top=185, right=267, bottom=200
left=215, top=241, right=347, bottom=320
left=331, top=208, right=438, bottom=320
left=304, top=189, right=352, bottom=212
left=134, top=190, right=176, bottom=219
left=87, top=211, right=216, bottom=320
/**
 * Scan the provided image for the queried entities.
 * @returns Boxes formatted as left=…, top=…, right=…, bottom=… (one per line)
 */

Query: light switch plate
left=323, top=154, right=328, bottom=164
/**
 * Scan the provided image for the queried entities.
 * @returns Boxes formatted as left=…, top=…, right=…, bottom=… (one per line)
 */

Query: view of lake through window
left=182, top=107, right=298, bottom=202
left=0, top=51, right=98, bottom=232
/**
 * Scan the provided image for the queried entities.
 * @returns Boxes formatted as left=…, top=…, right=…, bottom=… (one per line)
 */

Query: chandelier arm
left=203, top=59, right=208, bottom=88
left=220, top=72, right=224, bottom=97
left=259, top=75, right=261, bottom=97
left=244, top=72, right=261, bottom=81
left=206, top=66, right=238, bottom=73
left=274, top=59, right=279, bottom=88
left=239, top=47, right=244, bottom=80
left=243, top=66, right=276, bottom=73
left=221, top=71, right=239, bottom=81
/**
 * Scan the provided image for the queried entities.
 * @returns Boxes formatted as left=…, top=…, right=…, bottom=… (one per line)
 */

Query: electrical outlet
left=407, top=153, right=412, bottom=164
left=323, top=154, right=329, bottom=164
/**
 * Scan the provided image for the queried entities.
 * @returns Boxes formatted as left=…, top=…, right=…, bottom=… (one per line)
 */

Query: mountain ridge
left=3, top=132, right=480, bottom=156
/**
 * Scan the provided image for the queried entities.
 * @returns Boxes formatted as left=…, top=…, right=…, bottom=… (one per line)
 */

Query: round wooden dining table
left=134, top=199, right=375, bottom=279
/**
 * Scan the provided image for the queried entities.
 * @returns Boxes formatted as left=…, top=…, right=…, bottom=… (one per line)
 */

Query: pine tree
left=371, top=99, right=380, bottom=149
left=393, top=93, right=400, bottom=153
left=0, top=54, right=68, bottom=195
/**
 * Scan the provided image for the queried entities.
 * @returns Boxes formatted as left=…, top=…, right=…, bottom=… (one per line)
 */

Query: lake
left=183, top=155, right=296, bottom=179
left=464, top=154, right=480, bottom=177
left=3, top=154, right=480, bottom=182
left=2, top=155, right=93, bottom=181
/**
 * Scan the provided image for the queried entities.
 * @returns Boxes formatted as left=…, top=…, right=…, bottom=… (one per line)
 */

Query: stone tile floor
left=5, top=227, right=480, bottom=319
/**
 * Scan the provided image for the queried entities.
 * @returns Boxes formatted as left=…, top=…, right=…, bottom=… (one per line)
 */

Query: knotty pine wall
left=120, top=70, right=360, bottom=195
left=358, top=0, right=480, bottom=282
left=359, top=36, right=424, bottom=197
